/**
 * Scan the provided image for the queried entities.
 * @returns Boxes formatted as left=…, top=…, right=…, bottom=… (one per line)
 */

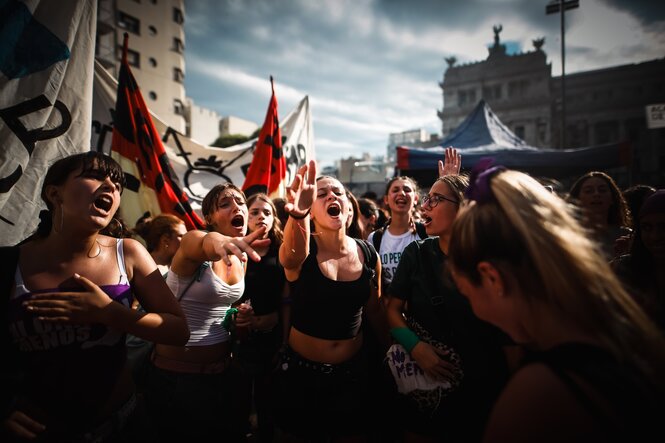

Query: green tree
left=211, top=134, right=250, bottom=148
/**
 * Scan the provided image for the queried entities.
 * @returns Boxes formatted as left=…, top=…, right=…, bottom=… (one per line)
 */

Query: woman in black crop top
left=448, top=164, right=665, bottom=442
left=2, top=152, right=190, bottom=442
left=273, top=160, right=389, bottom=441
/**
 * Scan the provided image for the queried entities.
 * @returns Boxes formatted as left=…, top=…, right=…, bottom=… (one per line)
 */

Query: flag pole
left=122, top=32, right=129, bottom=64
left=270, top=75, right=274, bottom=95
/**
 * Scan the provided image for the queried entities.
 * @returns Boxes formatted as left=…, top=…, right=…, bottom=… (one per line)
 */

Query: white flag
left=0, top=0, right=97, bottom=245
left=92, top=60, right=315, bottom=215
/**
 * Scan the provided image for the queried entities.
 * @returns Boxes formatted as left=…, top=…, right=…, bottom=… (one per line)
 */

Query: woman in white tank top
left=144, top=183, right=269, bottom=442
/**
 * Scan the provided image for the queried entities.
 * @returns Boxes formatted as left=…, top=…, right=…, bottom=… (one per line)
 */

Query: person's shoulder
left=486, top=362, right=597, bottom=441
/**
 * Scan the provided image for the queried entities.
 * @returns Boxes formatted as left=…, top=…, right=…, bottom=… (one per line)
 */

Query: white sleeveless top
left=166, top=263, right=244, bottom=346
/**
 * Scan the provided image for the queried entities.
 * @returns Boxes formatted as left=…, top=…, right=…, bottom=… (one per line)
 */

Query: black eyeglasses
left=422, top=193, right=459, bottom=208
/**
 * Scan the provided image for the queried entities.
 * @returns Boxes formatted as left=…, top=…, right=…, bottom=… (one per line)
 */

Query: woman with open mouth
left=144, top=182, right=269, bottom=442
left=273, top=160, right=388, bottom=441
left=386, top=170, right=513, bottom=442
left=3, top=151, right=189, bottom=442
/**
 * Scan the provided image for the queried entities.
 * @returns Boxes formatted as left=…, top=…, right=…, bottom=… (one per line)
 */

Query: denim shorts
left=271, top=346, right=370, bottom=439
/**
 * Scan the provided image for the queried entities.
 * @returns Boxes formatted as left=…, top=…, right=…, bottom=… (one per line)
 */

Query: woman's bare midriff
left=288, top=327, right=362, bottom=364
left=154, top=341, right=231, bottom=363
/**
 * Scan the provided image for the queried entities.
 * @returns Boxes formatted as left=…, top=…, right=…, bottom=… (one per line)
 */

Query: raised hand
left=284, top=159, right=317, bottom=217
left=22, top=273, right=113, bottom=324
left=438, top=146, right=462, bottom=177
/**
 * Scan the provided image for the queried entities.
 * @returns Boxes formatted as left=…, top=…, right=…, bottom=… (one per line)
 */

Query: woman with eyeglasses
left=143, top=183, right=269, bottom=442
left=386, top=173, right=512, bottom=442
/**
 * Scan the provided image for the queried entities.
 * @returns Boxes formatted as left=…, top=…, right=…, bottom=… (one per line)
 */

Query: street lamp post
left=547, top=0, right=579, bottom=149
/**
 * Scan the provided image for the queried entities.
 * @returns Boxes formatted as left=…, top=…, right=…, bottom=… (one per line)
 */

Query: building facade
left=185, top=97, right=221, bottom=145
left=439, top=26, right=665, bottom=185
left=439, top=26, right=552, bottom=148
left=96, top=0, right=187, bottom=133
left=219, top=116, right=259, bottom=137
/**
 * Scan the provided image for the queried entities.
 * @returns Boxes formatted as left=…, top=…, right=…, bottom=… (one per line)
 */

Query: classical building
left=96, top=0, right=187, bottom=133
left=439, top=25, right=552, bottom=149
left=439, top=26, right=665, bottom=185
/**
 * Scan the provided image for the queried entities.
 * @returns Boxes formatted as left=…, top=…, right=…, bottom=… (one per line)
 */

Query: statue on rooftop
left=445, top=56, right=457, bottom=68
left=493, top=24, right=502, bottom=46
left=533, top=37, right=545, bottom=51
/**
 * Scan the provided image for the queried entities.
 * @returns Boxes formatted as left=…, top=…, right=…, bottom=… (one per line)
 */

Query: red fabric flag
left=111, top=34, right=204, bottom=230
left=242, top=77, right=286, bottom=198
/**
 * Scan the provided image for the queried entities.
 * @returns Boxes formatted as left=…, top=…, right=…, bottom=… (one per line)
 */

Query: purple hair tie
left=465, top=158, right=505, bottom=204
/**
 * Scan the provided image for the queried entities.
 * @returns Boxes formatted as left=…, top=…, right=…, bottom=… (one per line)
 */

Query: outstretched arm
left=279, top=160, right=317, bottom=280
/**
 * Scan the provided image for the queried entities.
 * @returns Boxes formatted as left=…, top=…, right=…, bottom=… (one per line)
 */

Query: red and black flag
left=111, top=33, right=204, bottom=230
left=242, top=76, right=286, bottom=198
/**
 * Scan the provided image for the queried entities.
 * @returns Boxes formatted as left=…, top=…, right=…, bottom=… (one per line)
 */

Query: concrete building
left=185, top=97, right=221, bottom=145
left=338, top=153, right=390, bottom=196
left=386, top=128, right=435, bottom=161
left=219, top=116, right=260, bottom=137
left=551, top=59, right=665, bottom=184
left=439, top=26, right=552, bottom=148
left=96, top=0, right=187, bottom=133
left=439, top=26, right=665, bottom=185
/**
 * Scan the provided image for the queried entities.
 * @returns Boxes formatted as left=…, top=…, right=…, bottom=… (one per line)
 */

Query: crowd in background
left=2, top=149, right=664, bottom=442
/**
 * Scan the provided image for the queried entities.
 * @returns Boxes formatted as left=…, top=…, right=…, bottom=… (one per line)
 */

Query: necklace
left=87, top=239, right=102, bottom=258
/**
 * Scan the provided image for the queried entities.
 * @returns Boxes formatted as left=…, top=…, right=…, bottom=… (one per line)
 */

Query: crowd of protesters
left=2, top=148, right=664, bottom=442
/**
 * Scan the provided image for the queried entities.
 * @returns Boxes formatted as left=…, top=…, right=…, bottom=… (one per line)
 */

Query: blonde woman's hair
left=449, top=169, right=665, bottom=384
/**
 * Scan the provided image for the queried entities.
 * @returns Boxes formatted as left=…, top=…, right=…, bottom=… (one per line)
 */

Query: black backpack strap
left=415, top=221, right=428, bottom=240
left=371, top=227, right=384, bottom=252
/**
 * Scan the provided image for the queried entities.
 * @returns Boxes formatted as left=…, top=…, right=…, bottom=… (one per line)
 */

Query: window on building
left=494, top=85, right=502, bottom=99
left=117, top=12, right=140, bottom=35
left=173, top=37, right=184, bottom=54
left=468, top=89, right=476, bottom=104
left=117, top=46, right=140, bottom=67
left=148, top=25, right=157, bottom=36
left=149, top=57, right=157, bottom=67
left=174, top=98, right=185, bottom=115
left=173, top=7, right=184, bottom=25
left=508, top=80, right=529, bottom=97
left=458, top=91, right=467, bottom=106
left=149, top=91, right=157, bottom=100
left=482, top=85, right=502, bottom=100
left=514, top=126, right=525, bottom=140
left=173, top=67, right=184, bottom=83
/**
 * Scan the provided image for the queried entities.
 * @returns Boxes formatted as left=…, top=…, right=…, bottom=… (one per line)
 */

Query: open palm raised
left=285, top=159, right=317, bottom=217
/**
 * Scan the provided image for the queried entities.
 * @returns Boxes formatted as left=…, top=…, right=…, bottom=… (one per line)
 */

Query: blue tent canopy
left=396, top=100, right=631, bottom=178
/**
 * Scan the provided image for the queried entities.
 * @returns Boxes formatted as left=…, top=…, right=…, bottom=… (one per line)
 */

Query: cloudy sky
left=183, top=0, right=665, bottom=167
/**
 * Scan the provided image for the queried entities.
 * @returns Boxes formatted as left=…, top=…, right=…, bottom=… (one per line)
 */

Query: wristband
left=390, top=327, right=420, bottom=353
left=289, top=208, right=311, bottom=220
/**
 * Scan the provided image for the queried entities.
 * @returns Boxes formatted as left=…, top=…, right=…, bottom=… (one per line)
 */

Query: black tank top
left=243, top=243, right=285, bottom=315
left=525, top=342, right=664, bottom=442
left=290, top=237, right=373, bottom=340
